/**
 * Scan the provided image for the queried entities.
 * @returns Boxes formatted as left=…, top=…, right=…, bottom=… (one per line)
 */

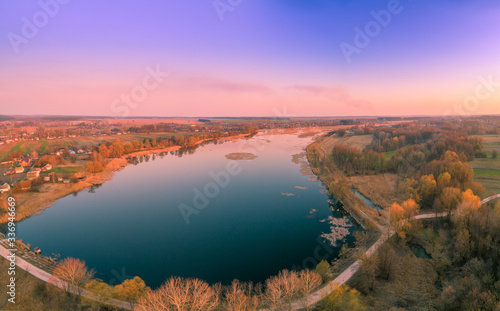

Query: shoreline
left=1, top=133, right=253, bottom=225
left=3, top=128, right=386, bottom=311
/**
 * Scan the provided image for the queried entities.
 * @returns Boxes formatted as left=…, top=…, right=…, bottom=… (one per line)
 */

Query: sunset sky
left=0, top=0, right=499, bottom=117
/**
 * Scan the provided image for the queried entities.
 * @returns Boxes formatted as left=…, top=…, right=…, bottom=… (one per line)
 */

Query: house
left=43, top=176, right=51, bottom=182
left=15, top=167, right=24, bottom=174
left=42, top=164, right=52, bottom=171
left=27, top=170, right=40, bottom=180
left=0, top=183, right=10, bottom=193
left=63, top=179, right=71, bottom=184
left=77, top=149, right=84, bottom=154
left=57, top=177, right=63, bottom=182
left=20, top=180, right=31, bottom=191
left=20, top=157, right=31, bottom=167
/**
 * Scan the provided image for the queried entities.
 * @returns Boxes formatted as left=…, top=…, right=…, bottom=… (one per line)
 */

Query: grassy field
left=475, top=135, right=500, bottom=151
left=475, top=169, right=500, bottom=176
left=469, top=135, right=500, bottom=197
left=383, top=145, right=413, bottom=159
left=44, top=166, right=83, bottom=175
left=38, top=140, right=49, bottom=153
left=21, top=142, right=37, bottom=154
left=0, top=142, right=24, bottom=161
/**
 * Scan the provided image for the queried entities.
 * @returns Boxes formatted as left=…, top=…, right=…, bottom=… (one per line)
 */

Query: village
left=0, top=147, right=90, bottom=194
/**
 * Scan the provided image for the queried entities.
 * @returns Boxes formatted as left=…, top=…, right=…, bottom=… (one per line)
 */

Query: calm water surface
left=14, top=131, right=360, bottom=288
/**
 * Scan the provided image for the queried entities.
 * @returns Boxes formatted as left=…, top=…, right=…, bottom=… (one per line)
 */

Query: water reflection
left=14, top=131, right=360, bottom=288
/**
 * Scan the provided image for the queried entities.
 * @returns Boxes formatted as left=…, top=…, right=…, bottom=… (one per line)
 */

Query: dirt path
left=0, top=241, right=132, bottom=310
left=258, top=212, right=450, bottom=311
left=482, top=194, right=500, bottom=205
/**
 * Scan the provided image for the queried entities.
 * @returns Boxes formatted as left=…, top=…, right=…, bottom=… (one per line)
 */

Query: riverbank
left=306, top=134, right=383, bottom=231
left=0, top=133, right=253, bottom=225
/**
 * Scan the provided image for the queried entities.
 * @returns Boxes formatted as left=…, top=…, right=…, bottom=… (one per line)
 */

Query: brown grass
left=350, top=174, right=408, bottom=209
left=317, top=134, right=373, bottom=154
left=2, top=182, right=94, bottom=224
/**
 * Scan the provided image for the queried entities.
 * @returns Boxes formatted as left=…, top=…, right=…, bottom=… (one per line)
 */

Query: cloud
left=180, top=76, right=271, bottom=93
left=289, top=84, right=372, bottom=109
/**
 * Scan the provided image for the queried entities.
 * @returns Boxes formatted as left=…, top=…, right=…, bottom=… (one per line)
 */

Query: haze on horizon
left=0, top=0, right=499, bottom=117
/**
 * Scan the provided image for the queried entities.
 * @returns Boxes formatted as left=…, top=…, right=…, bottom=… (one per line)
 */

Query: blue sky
left=0, top=0, right=499, bottom=116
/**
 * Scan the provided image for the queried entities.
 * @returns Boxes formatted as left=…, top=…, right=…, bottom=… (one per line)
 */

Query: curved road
left=1, top=195, right=498, bottom=311
left=0, top=242, right=132, bottom=310
left=259, top=193, right=500, bottom=311
left=482, top=194, right=500, bottom=205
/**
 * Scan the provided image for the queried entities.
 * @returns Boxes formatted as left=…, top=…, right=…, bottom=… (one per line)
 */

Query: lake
left=14, top=130, right=360, bottom=288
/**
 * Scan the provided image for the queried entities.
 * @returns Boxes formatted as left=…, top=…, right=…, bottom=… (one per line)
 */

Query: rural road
left=259, top=193, right=500, bottom=311
left=0, top=242, right=132, bottom=310
left=482, top=194, right=500, bottom=205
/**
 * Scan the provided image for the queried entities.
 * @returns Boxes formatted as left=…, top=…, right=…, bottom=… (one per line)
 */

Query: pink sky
left=1, top=1, right=499, bottom=117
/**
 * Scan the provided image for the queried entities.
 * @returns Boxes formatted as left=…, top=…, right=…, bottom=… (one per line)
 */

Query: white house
left=0, top=183, right=10, bottom=193
left=27, top=170, right=40, bottom=180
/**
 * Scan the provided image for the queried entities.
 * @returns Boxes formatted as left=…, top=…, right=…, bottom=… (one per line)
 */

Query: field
left=476, top=135, right=500, bottom=152
left=0, top=141, right=51, bottom=161
left=469, top=135, right=500, bottom=197
left=44, top=166, right=83, bottom=175
left=317, top=134, right=373, bottom=154
left=383, top=145, right=413, bottom=159
left=350, top=174, right=408, bottom=209
left=37, top=140, right=49, bottom=153
left=313, top=134, right=407, bottom=210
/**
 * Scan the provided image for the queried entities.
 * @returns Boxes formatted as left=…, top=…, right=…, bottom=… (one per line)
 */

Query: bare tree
left=52, top=258, right=94, bottom=301
left=265, top=270, right=300, bottom=311
left=138, top=277, right=220, bottom=311
left=297, top=270, right=322, bottom=310
left=265, top=273, right=286, bottom=310
left=224, top=280, right=260, bottom=311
